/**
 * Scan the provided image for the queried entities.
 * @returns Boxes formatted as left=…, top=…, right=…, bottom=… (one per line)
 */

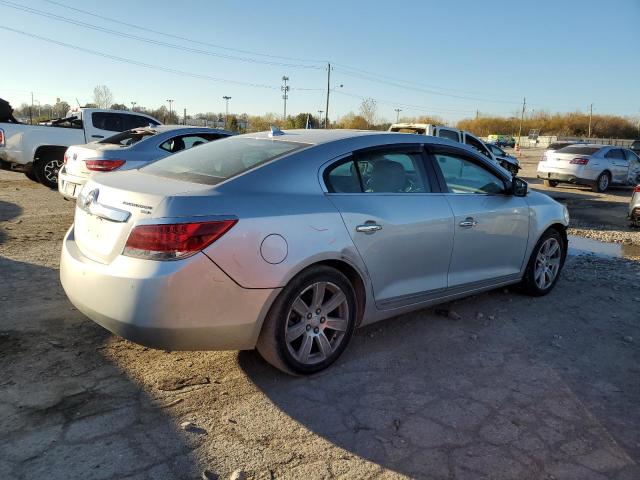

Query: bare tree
left=93, top=85, right=114, bottom=109
left=359, top=98, right=377, bottom=126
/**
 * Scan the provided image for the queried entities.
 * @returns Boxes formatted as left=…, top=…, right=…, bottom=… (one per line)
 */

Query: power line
left=41, top=0, right=328, bottom=65
left=0, top=1, right=324, bottom=70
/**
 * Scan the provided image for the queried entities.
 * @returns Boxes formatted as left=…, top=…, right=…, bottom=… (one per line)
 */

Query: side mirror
left=511, top=177, right=528, bottom=197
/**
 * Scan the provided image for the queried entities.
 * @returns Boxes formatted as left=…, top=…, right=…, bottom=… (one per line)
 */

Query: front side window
left=624, top=149, right=639, bottom=162
left=143, top=137, right=308, bottom=185
left=435, top=153, right=505, bottom=194
left=488, top=144, right=504, bottom=156
left=127, top=115, right=160, bottom=129
left=464, top=135, right=493, bottom=159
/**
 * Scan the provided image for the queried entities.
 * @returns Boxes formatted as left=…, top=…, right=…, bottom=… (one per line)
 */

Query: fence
left=512, top=136, right=636, bottom=149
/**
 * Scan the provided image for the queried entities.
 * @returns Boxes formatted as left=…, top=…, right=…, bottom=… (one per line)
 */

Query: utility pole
left=476, top=109, right=479, bottom=120
left=166, top=99, right=174, bottom=122
left=317, top=110, right=323, bottom=128
left=30, top=91, right=33, bottom=125
left=517, top=97, right=526, bottom=147
left=394, top=108, right=402, bottom=123
left=325, top=63, right=331, bottom=129
left=588, top=103, right=593, bottom=138
left=222, top=96, right=231, bottom=128
left=183, top=107, right=187, bottom=125
left=281, top=76, right=290, bottom=120
left=130, top=101, right=136, bottom=111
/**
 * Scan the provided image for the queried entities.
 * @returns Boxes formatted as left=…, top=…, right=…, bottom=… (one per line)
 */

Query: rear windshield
left=548, top=142, right=573, bottom=150
left=142, top=137, right=310, bottom=185
left=100, top=130, right=156, bottom=146
left=390, top=127, right=426, bottom=134
left=556, top=146, right=602, bottom=155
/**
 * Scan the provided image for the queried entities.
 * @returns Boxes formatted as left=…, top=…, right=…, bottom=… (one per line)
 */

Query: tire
left=24, top=171, right=38, bottom=182
left=256, top=265, right=357, bottom=375
left=591, top=171, right=611, bottom=193
left=518, top=228, right=566, bottom=296
left=543, top=180, right=558, bottom=187
left=34, top=155, right=63, bottom=189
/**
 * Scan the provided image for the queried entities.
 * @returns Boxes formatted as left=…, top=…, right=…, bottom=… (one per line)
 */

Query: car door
left=430, top=147, right=529, bottom=288
left=324, top=145, right=454, bottom=309
left=604, top=148, right=629, bottom=184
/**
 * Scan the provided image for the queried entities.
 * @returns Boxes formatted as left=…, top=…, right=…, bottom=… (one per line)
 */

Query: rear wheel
left=34, top=155, right=63, bottom=189
left=256, top=265, right=357, bottom=375
left=543, top=179, right=558, bottom=187
left=518, top=229, right=566, bottom=296
left=592, top=171, right=610, bottom=192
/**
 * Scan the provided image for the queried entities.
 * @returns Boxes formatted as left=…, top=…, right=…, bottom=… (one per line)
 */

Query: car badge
left=84, top=188, right=99, bottom=208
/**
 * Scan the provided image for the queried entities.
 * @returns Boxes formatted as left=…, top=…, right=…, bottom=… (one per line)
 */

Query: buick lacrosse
left=61, top=129, right=569, bottom=374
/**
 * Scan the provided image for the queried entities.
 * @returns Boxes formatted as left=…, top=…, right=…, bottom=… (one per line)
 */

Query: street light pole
left=394, top=108, right=402, bottom=123
left=317, top=110, right=323, bottom=128
left=130, top=101, right=136, bottom=111
left=281, top=76, right=290, bottom=120
left=517, top=97, right=526, bottom=147
left=222, top=96, right=231, bottom=129
left=166, top=99, right=174, bottom=122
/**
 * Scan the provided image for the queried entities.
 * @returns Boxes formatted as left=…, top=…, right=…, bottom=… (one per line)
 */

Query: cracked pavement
left=1, top=170, right=639, bottom=479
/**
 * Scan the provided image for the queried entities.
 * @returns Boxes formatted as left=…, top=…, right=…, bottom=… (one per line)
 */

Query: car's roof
left=239, top=128, right=433, bottom=145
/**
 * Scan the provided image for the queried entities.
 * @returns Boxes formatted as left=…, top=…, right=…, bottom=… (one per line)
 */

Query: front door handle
left=356, top=222, right=382, bottom=234
left=459, top=217, right=478, bottom=228
left=91, top=135, right=104, bottom=139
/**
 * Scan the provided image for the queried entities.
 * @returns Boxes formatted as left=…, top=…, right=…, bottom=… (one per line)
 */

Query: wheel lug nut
left=314, top=327, right=319, bottom=334
left=315, top=309, right=321, bottom=314
left=307, top=313, right=312, bottom=319
left=320, top=317, right=325, bottom=323
left=306, top=324, right=311, bottom=331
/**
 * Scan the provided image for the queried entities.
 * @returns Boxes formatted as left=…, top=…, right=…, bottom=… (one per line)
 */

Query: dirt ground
left=1, top=162, right=639, bottom=480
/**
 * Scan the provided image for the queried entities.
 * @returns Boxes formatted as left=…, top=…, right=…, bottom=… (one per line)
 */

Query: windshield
left=142, top=137, right=310, bottom=185
left=100, top=129, right=156, bottom=146
left=557, top=146, right=602, bottom=155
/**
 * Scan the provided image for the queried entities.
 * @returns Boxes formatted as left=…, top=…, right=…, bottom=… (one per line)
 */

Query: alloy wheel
left=534, top=237, right=561, bottom=289
left=598, top=174, right=609, bottom=191
left=44, top=159, right=63, bottom=184
left=285, top=281, right=349, bottom=365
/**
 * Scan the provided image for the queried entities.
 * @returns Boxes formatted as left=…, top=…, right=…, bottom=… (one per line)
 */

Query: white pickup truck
left=0, top=108, right=160, bottom=187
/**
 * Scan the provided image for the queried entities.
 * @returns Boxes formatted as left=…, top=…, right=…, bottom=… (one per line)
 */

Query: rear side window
left=557, top=146, right=601, bottom=155
left=435, top=153, right=505, bottom=194
left=159, top=134, right=221, bottom=153
left=438, top=129, right=459, bottom=141
left=324, top=150, right=430, bottom=193
left=143, top=137, right=308, bottom=185
left=605, top=149, right=626, bottom=160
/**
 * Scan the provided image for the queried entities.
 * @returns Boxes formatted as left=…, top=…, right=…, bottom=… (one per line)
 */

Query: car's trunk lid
left=65, top=143, right=123, bottom=176
left=544, top=152, right=586, bottom=171
left=73, top=170, right=213, bottom=264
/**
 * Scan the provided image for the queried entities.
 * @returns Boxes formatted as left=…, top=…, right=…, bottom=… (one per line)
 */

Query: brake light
left=63, top=152, right=69, bottom=164
left=123, top=220, right=237, bottom=260
left=569, top=158, right=589, bottom=165
left=0, top=128, right=4, bottom=147
left=634, top=185, right=640, bottom=193
left=85, top=159, right=126, bottom=171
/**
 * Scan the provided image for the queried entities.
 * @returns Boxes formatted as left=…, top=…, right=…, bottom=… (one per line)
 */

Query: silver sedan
left=60, top=130, right=569, bottom=374
left=58, top=126, right=233, bottom=199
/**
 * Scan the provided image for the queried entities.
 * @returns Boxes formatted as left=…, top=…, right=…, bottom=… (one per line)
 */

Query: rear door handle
left=356, top=223, right=382, bottom=234
left=459, top=217, right=478, bottom=228
left=91, top=135, right=104, bottom=139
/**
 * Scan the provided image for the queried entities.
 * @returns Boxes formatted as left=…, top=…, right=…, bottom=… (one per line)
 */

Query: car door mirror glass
left=512, top=177, right=528, bottom=197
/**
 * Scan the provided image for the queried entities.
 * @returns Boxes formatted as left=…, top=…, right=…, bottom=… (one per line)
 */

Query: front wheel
left=256, top=265, right=357, bottom=375
left=518, top=229, right=566, bottom=296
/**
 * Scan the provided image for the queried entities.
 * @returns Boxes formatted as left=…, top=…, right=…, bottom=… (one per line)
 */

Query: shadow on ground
left=0, top=257, right=199, bottom=480
left=0, top=200, right=22, bottom=245
left=240, top=257, right=640, bottom=479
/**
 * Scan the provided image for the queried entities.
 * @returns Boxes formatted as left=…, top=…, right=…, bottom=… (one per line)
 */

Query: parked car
left=630, top=140, right=640, bottom=156
left=60, top=129, right=569, bottom=375
left=630, top=185, right=640, bottom=226
left=0, top=107, right=161, bottom=188
left=388, top=123, right=516, bottom=174
left=58, top=126, right=233, bottom=200
left=487, top=135, right=515, bottom=148
left=537, top=144, right=640, bottom=192
left=486, top=142, right=520, bottom=175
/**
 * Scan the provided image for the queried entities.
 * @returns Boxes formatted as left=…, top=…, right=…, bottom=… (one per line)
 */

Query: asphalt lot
left=1, top=157, right=639, bottom=479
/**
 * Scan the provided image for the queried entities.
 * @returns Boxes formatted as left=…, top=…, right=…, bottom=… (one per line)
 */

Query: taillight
left=569, top=158, right=589, bottom=165
left=123, top=220, right=237, bottom=260
left=634, top=185, right=640, bottom=193
left=0, top=128, right=5, bottom=147
left=85, top=159, right=126, bottom=171
left=63, top=152, right=69, bottom=164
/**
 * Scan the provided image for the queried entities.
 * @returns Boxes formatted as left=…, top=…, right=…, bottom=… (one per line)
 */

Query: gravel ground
left=1, top=169, right=640, bottom=480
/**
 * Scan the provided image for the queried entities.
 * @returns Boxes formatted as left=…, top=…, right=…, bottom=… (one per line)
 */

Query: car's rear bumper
left=60, top=225, right=280, bottom=351
left=58, top=168, right=87, bottom=200
left=537, top=172, right=595, bottom=185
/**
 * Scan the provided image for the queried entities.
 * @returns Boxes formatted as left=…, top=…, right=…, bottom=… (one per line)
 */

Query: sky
left=1, top=0, right=639, bottom=124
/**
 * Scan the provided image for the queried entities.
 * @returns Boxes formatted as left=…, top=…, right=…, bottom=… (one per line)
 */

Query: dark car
left=630, top=140, right=640, bottom=156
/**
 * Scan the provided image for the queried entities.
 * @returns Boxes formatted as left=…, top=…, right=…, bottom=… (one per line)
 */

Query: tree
left=359, top=98, right=377, bottom=126
left=109, top=103, right=129, bottom=111
left=53, top=100, right=71, bottom=118
left=93, top=85, right=113, bottom=109
left=336, top=112, right=369, bottom=130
